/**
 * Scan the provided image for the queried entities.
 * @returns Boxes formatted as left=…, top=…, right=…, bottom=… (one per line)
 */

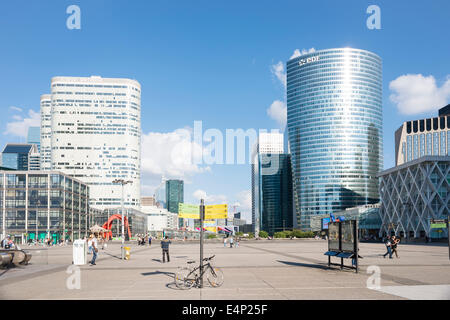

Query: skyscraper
left=251, top=132, right=293, bottom=235
left=287, top=48, right=383, bottom=230
left=166, top=179, right=184, bottom=213
left=41, top=76, right=141, bottom=210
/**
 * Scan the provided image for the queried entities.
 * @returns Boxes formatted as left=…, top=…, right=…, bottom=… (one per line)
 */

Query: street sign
left=431, top=223, right=447, bottom=229
left=205, top=212, right=228, bottom=219
left=178, top=212, right=201, bottom=219
left=178, top=203, right=200, bottom=214
left=205, top=204, right=227, bottom=213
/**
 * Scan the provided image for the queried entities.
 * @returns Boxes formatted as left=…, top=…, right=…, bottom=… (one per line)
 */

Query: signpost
left=178, top=202, right=228, bottom=287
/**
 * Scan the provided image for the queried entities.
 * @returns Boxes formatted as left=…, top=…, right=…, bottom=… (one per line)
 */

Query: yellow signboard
left=205, top=227, right=217, bottom=233
left=205, top=213, right=228, bottom=219
left=178, top=212, right=200, bottom=219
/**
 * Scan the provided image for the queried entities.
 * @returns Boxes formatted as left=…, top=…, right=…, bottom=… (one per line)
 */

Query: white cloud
left=270, top=61, right=286, bottom=89
left=290, top=48, right=316, bottom=60
left=267, top=100, right=287, bottom=129
left=9, top=106, right=23, bottom=112
left=141, top=128, right=210, bottom=181
left=193, top=189, right=227, bottom=204
left=389, top=74, right=450, bottom=115
left=4, top=109, right=40, bottom=138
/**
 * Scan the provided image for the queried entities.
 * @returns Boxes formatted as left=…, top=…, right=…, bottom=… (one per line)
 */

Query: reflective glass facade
left=1, top=171, right=90, bottom=243
left=287, top=48, right=383, bottom=230
left=259, top=154, right=293, bottom=235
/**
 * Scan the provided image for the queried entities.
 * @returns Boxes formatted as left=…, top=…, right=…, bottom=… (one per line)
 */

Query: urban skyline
left=1, top=1, right=450, bottom=226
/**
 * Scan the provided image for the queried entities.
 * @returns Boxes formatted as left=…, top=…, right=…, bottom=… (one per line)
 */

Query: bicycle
left=175, top=255, right=224, bottom=289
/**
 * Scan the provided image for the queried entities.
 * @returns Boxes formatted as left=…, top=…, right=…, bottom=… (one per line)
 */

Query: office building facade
left=287, top=48, right=383, bottom=230
left=251, top=132, right=293, bottom=235
left=395, top=105, right=450, bottom=166
left=378, top=156, right=449, bottom=239
left=41, top=76, right=141, bottom=210
left=166, top=179, right=183, bottom=213
left=0, top=170, right=90, bottom=243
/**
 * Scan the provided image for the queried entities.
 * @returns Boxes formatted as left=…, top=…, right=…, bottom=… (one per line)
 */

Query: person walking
left=391, top=236, right=400, bottom=258
left=87, top=234, right=93, bottom=254
left=90, top=234, right=98, bottom=266
left=148, top=235, right=152, bottom=247
left=383, top=235, right=393, bottom=259
left=223, top=237, right=227, bottom=247
left=235, top=237, right=239, bottom=248
left=229, top=236, right=234, bottom=248
left=161, top=236, right=171, bottom=263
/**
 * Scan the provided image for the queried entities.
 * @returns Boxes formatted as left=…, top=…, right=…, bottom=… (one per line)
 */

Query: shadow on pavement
left=141, top=270, right=175, bottom=278
left=277, top=260, right=330, bottom=270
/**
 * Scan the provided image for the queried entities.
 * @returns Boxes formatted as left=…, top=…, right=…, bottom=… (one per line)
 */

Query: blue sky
left=1, top=0, right=450, bottom=222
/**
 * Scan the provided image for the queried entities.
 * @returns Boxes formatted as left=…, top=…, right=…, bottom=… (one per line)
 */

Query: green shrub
left=235, top=232, right=244, bottom=237
left=247, top=232, right=255, bottom=238
left=258, top=230, right=268, bottom=238
left=207, top=234, right=217, bottom=239
left=274, top=231, right=287, bottom=238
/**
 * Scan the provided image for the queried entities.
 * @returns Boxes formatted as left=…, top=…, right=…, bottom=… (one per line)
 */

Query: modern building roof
left=378, top=156, right=450, bottom=177
left=2, top=144, right=36, bottom=154
left=439, top=104, right=450, bottom=116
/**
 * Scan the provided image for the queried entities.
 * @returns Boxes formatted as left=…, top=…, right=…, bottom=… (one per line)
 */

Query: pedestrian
left=235, top=237, right=239, bottom=248
left=223, top=237, right=227, bottom=247
left=383, top=235, right=393, bottom=259
left=90, top=233, right=98, bottom=266
left=391, top=236, right=400, bottom=258
left=161, top=236, right=171, bottom=263
left=87, top=234, right=93, bottom=254
left=149, top=235, right=152, bottom=247
left=229, top=236, right=234, bottom=248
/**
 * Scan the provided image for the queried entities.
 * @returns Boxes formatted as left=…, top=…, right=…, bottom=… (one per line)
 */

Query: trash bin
left=124, top=246, right=131, bottom=260
left=73, top=239, right=87, bottom=265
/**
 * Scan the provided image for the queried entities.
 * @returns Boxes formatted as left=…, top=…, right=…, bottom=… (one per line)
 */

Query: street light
left=112, top=179, right=133, bottom=260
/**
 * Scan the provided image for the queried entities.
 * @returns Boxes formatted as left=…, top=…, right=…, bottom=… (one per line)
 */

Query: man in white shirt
left=90, top=234, right=98, bottom=266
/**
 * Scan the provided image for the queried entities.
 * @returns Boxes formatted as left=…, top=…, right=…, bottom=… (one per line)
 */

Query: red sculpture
left=102, top=214, right=132, bottom=240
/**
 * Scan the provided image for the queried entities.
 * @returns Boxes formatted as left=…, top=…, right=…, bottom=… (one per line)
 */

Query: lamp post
left=112, top=179, right=133, bottom=260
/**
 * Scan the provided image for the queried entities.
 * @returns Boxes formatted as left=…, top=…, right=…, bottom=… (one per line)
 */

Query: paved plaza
left=1, top=239, right=450, bottom=300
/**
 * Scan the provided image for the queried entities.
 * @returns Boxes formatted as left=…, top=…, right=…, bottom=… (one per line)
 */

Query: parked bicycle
left=175, top=255, right=224, bottom=289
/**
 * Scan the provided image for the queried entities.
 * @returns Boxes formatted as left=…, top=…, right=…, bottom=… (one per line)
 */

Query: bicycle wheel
left=206, top=266, right=224, bottom=287
left=175, top=267, right=193, bottom=289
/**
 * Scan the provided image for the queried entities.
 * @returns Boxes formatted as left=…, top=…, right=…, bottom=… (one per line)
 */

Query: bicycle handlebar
left=203, top=255, right=215, bottom=261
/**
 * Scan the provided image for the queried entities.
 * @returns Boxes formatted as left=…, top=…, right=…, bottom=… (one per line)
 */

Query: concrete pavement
left=1, top=239, right=449, bottom=300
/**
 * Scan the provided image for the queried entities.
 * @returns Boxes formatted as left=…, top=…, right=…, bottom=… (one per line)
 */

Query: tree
left=258, top=230, right=268, bottom=238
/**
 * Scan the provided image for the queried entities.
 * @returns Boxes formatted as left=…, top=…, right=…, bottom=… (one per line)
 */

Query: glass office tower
left=286, top=48, right=383, bottom=230
left=166, top=179, right=184, bottom=228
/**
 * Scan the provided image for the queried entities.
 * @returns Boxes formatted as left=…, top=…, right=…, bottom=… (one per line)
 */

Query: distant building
left=1, top=144, right=39, bottom=171
left=395, top=105, right=450, bottom=166
left=141, top=205, right=178, bottom=231
left=252, top=132, right=293, bottom=235
left=27, top=127, right=41, bottom=153
left=166, top=179, right=183, bottom=213
left=141, top=196, right=156, bottom=207
left=154, top=176, right=167, bottom=208
left=166, top=179, right=184, bottom=228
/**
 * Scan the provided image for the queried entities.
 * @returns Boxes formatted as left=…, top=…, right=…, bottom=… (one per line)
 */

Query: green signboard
left=431, top=223, right=447, bottom=229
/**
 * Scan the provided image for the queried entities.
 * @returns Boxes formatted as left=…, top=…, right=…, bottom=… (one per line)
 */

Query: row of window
left=402, top=131, right=450, bottom=162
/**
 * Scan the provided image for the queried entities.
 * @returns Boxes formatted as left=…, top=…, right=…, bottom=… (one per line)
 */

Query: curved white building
left=44, top=76, right=141, bottom=210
